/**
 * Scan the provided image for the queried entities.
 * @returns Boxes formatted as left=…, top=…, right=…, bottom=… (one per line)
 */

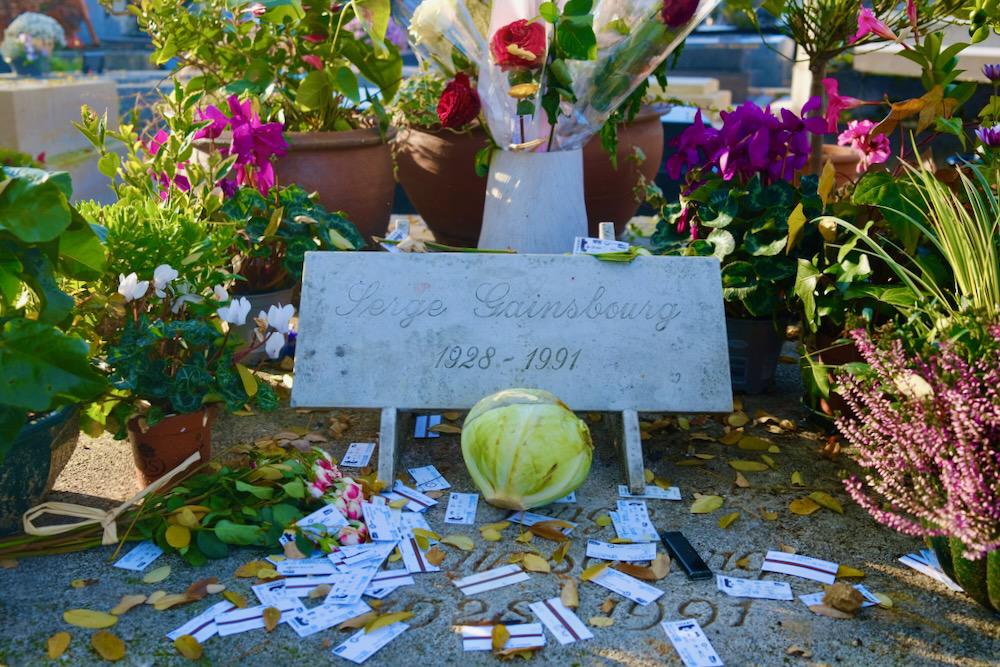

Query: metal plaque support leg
left=378, top=407, right=406, bottom=485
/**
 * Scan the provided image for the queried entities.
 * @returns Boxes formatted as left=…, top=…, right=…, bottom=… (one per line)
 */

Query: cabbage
left=461, top=388, right=593, bottom=510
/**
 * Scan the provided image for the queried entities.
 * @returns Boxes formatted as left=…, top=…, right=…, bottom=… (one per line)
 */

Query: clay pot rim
left=283, top=127, right=397, bottom=150
left=127, top=407, right=214, bottom=436
left=822, top=143, right=862, bottom=165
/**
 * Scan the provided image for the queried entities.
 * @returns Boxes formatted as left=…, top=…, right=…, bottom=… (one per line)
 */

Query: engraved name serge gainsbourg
left=334, top=280, right=682, bottom=331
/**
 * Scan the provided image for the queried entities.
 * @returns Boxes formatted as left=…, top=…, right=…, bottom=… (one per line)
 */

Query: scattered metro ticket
left=331, top=542, right=396, bottom=572
left=761, top=551, right=838, bottom=585
left=453, top=565, right=530, bottom=596
left=393, top=509, right=433, bottom=538
left=276, top=558, right=338, bottom=577
left=589, top=567, right=664, bottom=606
left=715, top=575, right=794, bottom=601
left=444, top=492, right=479, bottom=525
left=289, top=600, right=371, bottom=638
left=461, top=624, right=546, bottom=652
left=899, top=552, right=962, bottom=591
left=573, top=236, right=631, bottom=255
left=618, top=484, right=682, bottom=501
left=799, top=583, right=881, bottom=609
left=280, top=574, right=354, bottom=598
left=507, top=511, right=576, bottom=535
left=252, top=580, right=290, bottom=606
left=340, top=442, right=376, bottom=468
left=380, top=224, right=408, bottom=253
left=323, top=570, right=379, bottom=606
left=553, top=492, right=576, bottom=504
left=586, top=540, right=658, bottom=562
left=167, top=600, right=234, bottom=643
left=398, top=536, right=441, bottom=574
left=381, top=480, right=438, bottom=513
left=365, top=569, right=415, bottom=599
left=215, top=599, right=303, bottom=637
left=529, top=597, right=593, bottom=645
left=333, top=622, right=409, bottom=664
left=413, top=414, right=442, bottom=438
left=297, top=503, right=348, bottom=535
left=362, top=501, right=401, bottom=542
left=661, top=619, right=724, bottom=667
left=113, top=540, right=163, bottom=571
left=611, top=500, right=658, bottom=542
left=409, top=464, right=451, bottom=491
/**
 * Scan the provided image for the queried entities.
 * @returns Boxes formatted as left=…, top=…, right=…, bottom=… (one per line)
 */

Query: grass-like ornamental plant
left=838, top=323, right=1000, bottom=561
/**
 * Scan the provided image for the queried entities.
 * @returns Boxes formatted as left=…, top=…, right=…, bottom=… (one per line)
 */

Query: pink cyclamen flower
left=850, top=7, right=898, bottom=44
left=822, top=78, right=864, bottom=133
left=906, top=0, right=918, bottom=32
left=837, top=120, right=891, bottom=173
left=337, top=521, right=368, bottom=546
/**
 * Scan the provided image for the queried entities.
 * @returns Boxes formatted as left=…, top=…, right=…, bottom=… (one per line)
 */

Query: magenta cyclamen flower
left=822, top=78, right=865, bottom=133
left=850, top=7, right=898, bottom=44
left=837, top=327, right=1000, bottom=560
left=837, top=120, right=891, bottom=173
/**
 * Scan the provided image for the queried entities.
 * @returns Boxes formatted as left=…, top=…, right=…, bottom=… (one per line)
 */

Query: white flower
left=212, top=285, right=229, bottom=301
left=265, top=332, right=285, bottom=359
left=171, top=293, right=202, bottom=314
left=265, top=303, right=296, bottom=334
left=152, top=264, right=179, bottom=297
left=217, top=297, right=252, bottom=326
left=117, top=272, right=149, bottom=302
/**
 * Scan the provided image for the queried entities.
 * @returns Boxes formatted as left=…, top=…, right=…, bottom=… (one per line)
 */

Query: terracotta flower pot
left=393, top=109, right=664, bottom=248
left=275, top=129, right=397, bottom=244
left=127, top=409, right=214, bottom=488
left=820, top=144, right=862, bottom=186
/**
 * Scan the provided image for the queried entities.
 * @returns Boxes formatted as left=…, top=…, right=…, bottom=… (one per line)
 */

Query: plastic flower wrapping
left=394, top=0, right=719, bottom=150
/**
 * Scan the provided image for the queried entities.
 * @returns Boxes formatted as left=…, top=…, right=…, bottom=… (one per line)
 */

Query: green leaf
left=281, top=479, right=305, bottom=499
left=235, top=480, right=274, bottom=500
left=564, top=0, right=593, bottom=15
left=794, top=259, right=821, bottom=331
left=272, top=503, right=301, bottom=527
left=556, top=19, right=597, bottom=61
left=235, top=364, right=258, bottom=398
left=214, top=520, right=265, bottom=546
left=19, top=248, right=74, bottom=324
left=57, top=212, right=106, bottom=280
left=851, top=172, right=922, bottom=253
left=0, top=405, right=27, bottom=464
left=0, top=173, right=71, bottom=243
left=539, top=1, right=559, bottom=22
left=0, top=319, right=106, bottom=412
left=195, top=529, right=230, bottom=559
left=97, top=152, right=120, bottom=179
left=334, top=66, right=361, bottom=104
left=707, top=229, right=735, bottom=259
left=296, top=70, right=334, bottom=112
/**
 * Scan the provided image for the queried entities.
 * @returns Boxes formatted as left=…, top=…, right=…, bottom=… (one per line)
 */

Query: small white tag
left=166, top=601, right=234, bottom=643
left=611, top=500, right=658, bottom=542
left=365, top=569, right=415, bottom=598
left=113, top=541, right=163, bottom=571
left=252, top=580, right=290, bottom=607
left=297, top=503, right=348, bottom=536
left=589, top=567, right=664, bottom=606
left=381, top=225, right=408, bottom=252
left=553, top=492, right=576, bottom=504
left=798, top=583, right=880, bottom=608
left=586, top=540, right=658, bottom=562
left=444, top=492, right=479, bottom=525
left=453, top=565, right=530, bottom=596
left=529, top=597, right=593, bottom=645
left=618, top=484, right=681, bottom=501
left=507, top=511, right=576, bottom=534
left=408, top=464, right=451, bottom=491
left=393, top=509, right=433, bottom=538
left=573, top=236, right=630, bottom=255
left=761, top=551, right=838, bottom=585
left=460, top=624, right=545, bottom=652
left=215, top=599, right=303, bottom=637
left=715, top=575, right=793, bottom=601
left=276, top=559, right=338, bottom=577
left=398, top=536, right=441, bottom=574
left=899, top=554, right=962, bottom=591
left=413, top=415, right=442, bottom=438
left=661, top=619, right=724, bottom=667
left=340, top=442, right=376, bottom=468
left=381, top=480, right=438, bottom=513
left=288, top=600, right=371, bottom=638
left=362, top=502, right=402, bottom=542
left=332, top=623, right=409, bottom=663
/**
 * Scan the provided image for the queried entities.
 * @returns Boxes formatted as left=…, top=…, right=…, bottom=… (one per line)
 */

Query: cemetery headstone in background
left=292, top=253, right=731, bottom=491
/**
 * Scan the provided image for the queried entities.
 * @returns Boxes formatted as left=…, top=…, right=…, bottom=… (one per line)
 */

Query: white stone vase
left=478, top=148, right=587, bottom=254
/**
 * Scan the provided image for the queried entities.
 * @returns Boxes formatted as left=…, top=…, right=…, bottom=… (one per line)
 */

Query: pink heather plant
left=837, top=327, right=1000, bottom=559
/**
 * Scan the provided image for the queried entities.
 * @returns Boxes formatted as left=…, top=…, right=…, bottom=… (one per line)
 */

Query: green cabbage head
left=461, top=388, right=593, bottom=510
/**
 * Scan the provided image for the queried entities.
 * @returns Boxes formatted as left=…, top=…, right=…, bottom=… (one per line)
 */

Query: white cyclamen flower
left=153, top=264, right=179, bottom=297
left=265, top=303, right=296, bottom=334
left=217, top=297, right=252, bottom=326
left=265, top=332, right=285, bottom=359
left=117, top=273, right=149, bottom=302
left=212, top=285, right=229, bottom=301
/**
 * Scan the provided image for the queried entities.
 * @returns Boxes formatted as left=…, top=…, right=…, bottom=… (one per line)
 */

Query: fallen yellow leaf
left=153, top=594, right=190, bottom=611
left=789, top=498, right=821, bottom=515
left=644, top=469, right=654, bottom=483
left=689, top=495, right=724, bottom=514
left=309, top=584, right=332, bottom=599
left=492, top=624, right=510, bottom=651
left=595, top=515, right=612, bottom=527
left=791, top=472, right=805, bottom=487
left=91, top=630, right=125, bottom=661
left=145, top=591, right=166, bottom=605
left=759, top=510, right=779, bottom=521
left=441, top=535, right=475, bottom=551
left=165, top=525, right=191, bottom=549
left=480, top=528, right=503, bottom=542
left=728, top=412, right=750, bottom=427
left=515, top=531, right=533, bottom=543
left=737, top=436, right=773, bottom=451
left=173, top=635, right=203, bottom=661
left=339, top=611, right=379, bottom=630
left=263, top=607, right=281, bottom=632
left=718, top=512, right=740, bottom=529
left=480, top=521, right=511, bottom=532
left=719, top=430, right=743, bottom=445
left=873, top=592, right=893, bottom=608
left=728, top=460, right=769, bottom=473
left=560, top=579, right=579, bottom=608
left=429, top=423, right=462, bottom=434
left=588, top=616, right=614, bottom=627
left=110, top=595, right=146, bottom=616
left=142, top=565, right=171, bottom=584
left=256, top=566, right=280, bottom=580
left=734, top=472, right=750, bottom=488
left=522, top=554, right=551, bottom=573
left=809, top=491, right=844, bottom=514
left=63, top=609, right=118, bottom=629
left=223, top=591, right=248, bottom=608
left=550, top=542, right=570, bottom=564
left=837, top=565, right=866, bottom=579
left=388, top=498, right=408, bottom=510
left=760, top=454, right=777, bottom=469
left=581, top=561, right=612, bottom=581
left=735, top=556, right=751, bottom=569
left=425, top=547, right=446, bottom=566
left=46, top=632, right=71, bottom=659
left=235, top=560, right=270, bottom=578
left=364, top=611, right=413, bottom=634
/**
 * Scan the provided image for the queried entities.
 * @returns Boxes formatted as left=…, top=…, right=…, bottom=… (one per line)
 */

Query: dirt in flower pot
left=127, top=409, right=214, bottom=489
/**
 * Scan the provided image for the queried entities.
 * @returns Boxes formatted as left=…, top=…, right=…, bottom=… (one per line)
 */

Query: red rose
left=661, top=0, right=700, bottom=28
left=490, top=19, right=547, bottom=71
left=437, top=73, right=481, bottom=129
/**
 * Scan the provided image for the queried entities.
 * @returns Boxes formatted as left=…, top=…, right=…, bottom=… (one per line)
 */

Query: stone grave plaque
left=291, top=252, right=731, bottom=490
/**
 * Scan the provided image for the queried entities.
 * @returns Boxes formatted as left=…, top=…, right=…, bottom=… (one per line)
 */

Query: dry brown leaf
left=786, top=645, right=813, bottom=658
left=153, top=594, right=191, bottom=611
left=581, top=561, right=612, bottom=581
left=364, top=611, right=413, bottom=634
left=309, top=584, right=332, bottom=600
left=515, top=531, right=533, bottom=543
left=0, top=558, right=18, bottom=569
left=425, top=490, right=445, bottom=499
left=734, top=472, right=750, bottom=488
left=789, top=498, right=821, bottom=515
left=759, top=510, right=779, bottom=521
left=522, top=554, right=551, bottom=573
left=441, top=535, right=475, bottom=551
left=91, top=630, right=125, bottom=661
left=719, top=430, right=743, bottom=445
left=614, top=562, right=655, bottom=581
left=779, top=544, right=797, bottom=554
left=528, top=521, right=571, bottom=542
left=223, top=590, right=248, bottom=608
left=185, top=577, right=219, bottom=601
left=263, top=607, right=281, bottom=632
left=339, top=611, right=379, bottom=630
left=443, top=411, right=462, bottom=421
left=145, top=591, right=166, bottom=605
left=589, top=615, right=615, bottom=627
left=46, top=632, right=71, bottom=659
left=808, top=604, right=854, bottom=620
left=735, top=556, right=751, bottom=569
left=110, top=595, right=146, bottom=616
left=173, top=635, right=203, bottom=661
left=235, top=560, right=270, bottom=578
left=728, top=412, right=750, bottom=427
left=560, top=579, right=579, bottom=608
left=824, top=582, right=864, bottom=614
left=63, top=609, right=118, bottom=629
left=70, top=578, right=98, bottom=589
left=492, top=624, right=511, bottom=651
left=550, top=542, right=570, bottom=564
left=425, top=547, right=446, bottom=566
left=283, top=540, right=308, bottom=560
left=142, top=565, right=171, bottom=584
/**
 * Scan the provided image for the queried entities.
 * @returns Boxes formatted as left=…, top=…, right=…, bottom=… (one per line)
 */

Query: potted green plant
left=127, top=0, right=404, bottom=240
left=650, top=100, right=826, bottom=393
left=0, top=166, right=107, bottom=534
left=0, top=11, right=64, bottom=76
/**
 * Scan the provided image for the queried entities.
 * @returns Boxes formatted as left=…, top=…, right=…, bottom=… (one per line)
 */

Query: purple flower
left=822, top=78, right=865, bottom=133
left=976, top=123, right=1000, bottom=148
left=985, top=64, right=1000, bottom=82
left=665, top=110, right=719, bottom=180
left=850, top=7, right=898, bottom=44
left=837, top=120, right=891, bottom=173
